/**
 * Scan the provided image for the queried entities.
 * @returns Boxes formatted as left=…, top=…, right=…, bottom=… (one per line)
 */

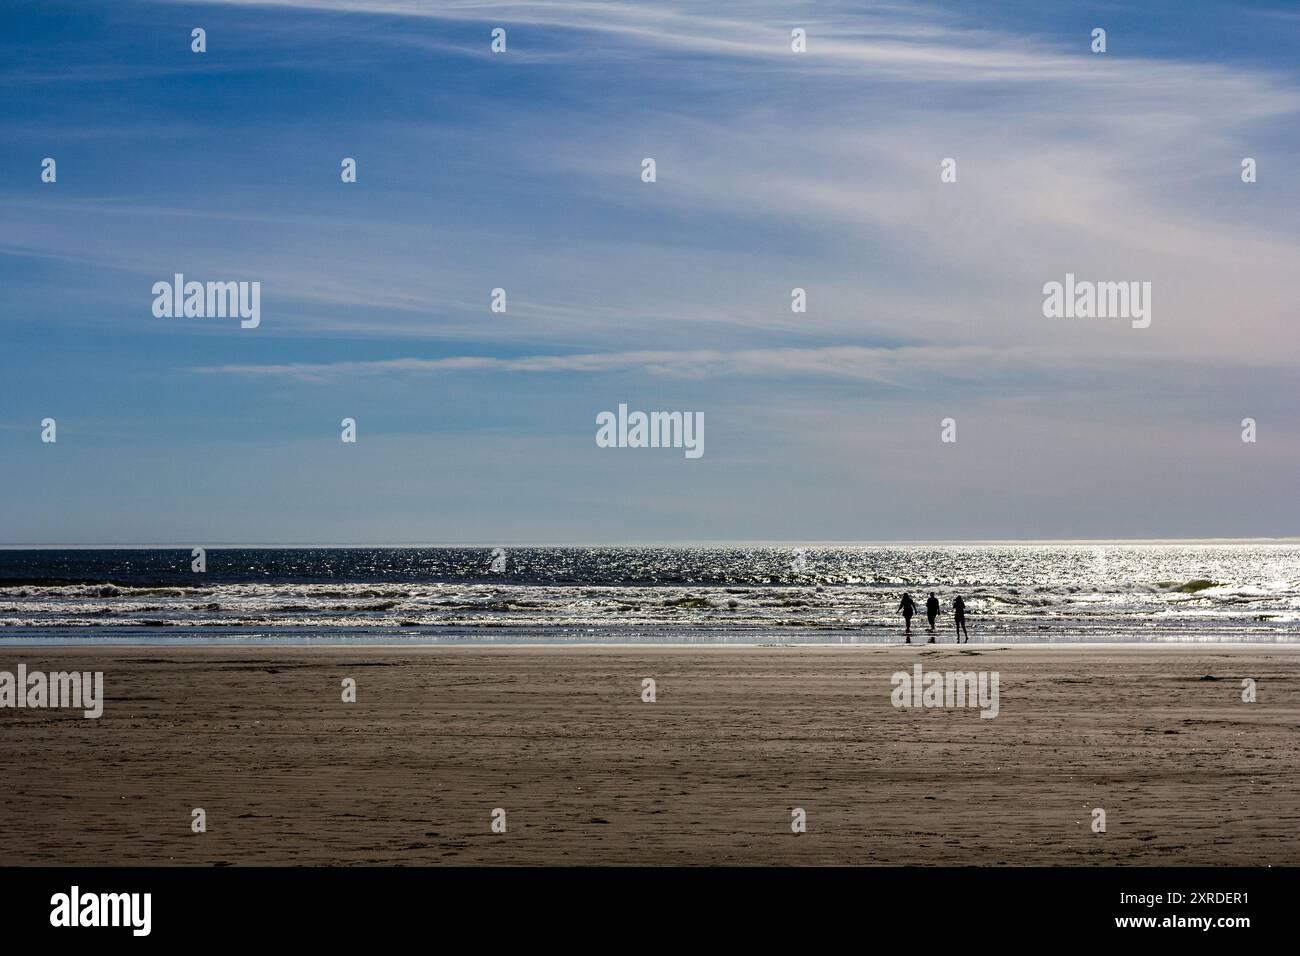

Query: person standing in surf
left=925, top=592, right=940, bottom=641
left=898, top=592, right=917, bottom=643
left=953, top=595, right=969, bottom=643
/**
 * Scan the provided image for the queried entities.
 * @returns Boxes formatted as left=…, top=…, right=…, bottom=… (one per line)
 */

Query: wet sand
left=1, top=644, right=1296, bottom=865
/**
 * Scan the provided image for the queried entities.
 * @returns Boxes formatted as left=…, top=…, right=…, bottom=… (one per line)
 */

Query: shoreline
left=5, top=633, right=1299, bottom=648
left=2, top=644, right=1296, bottom=866
left=4, top=639, right=1300, bottom=647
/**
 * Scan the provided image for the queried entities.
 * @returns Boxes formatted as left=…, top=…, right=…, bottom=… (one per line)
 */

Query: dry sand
left=1, top=644, right=1296, bottom=865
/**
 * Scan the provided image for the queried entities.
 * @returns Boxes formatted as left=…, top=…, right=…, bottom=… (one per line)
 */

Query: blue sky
left=2, top=0, right=1298, bottom=544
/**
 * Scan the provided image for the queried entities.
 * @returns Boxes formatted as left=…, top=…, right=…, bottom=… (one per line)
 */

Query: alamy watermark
left=1042, top=273, right=1150, bottom=329
left=0, top=665, right=103, bottom=718
left=50, top=886, right=150, bottom=936
left=891, top=664, right=999, bottom=718
left=152, top=274, right=261, bottom=328
left=596, top=404, right=704, bottom=459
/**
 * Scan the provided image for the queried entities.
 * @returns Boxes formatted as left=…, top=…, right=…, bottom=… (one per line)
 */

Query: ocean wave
left=1159, top=579, right=1220, bottom=593
left=1, top=546, right=1298, bottom=640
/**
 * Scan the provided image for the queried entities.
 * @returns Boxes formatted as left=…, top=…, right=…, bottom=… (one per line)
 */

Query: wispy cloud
left=12, top=0, right=1300, bottom=361
left=190, top=345, right=942, bottom=383
left=4, top=0, right=1298, bottom=540
left=190, top=342, right=1281, bottom=392
left=161, top=0, right=1300, bottom=96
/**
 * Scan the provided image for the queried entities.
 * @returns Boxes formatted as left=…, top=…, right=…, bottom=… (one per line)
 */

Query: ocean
left=1, top=544, right=1296, bottom=645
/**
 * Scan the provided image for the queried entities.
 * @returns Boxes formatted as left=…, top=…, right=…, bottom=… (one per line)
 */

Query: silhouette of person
left=925, top=592, right=940, bottom=641
left=953, top=596, right=969, bottom=643
left=898, top=592, right=917, bottom=643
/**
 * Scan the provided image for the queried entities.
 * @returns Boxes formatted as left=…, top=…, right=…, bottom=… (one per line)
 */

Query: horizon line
left=1, top=538, right=1297, bottom=549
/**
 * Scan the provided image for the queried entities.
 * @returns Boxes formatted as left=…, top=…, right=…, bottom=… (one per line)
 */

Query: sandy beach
left=1, top=644, right=1296, bottom=866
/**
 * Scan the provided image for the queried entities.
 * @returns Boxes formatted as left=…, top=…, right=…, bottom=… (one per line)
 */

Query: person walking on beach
left=953, top=595, right=969, bottom=643
left=898, top=592, right=917, bottom=643
left=925, top=592, right=940, bottom=641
